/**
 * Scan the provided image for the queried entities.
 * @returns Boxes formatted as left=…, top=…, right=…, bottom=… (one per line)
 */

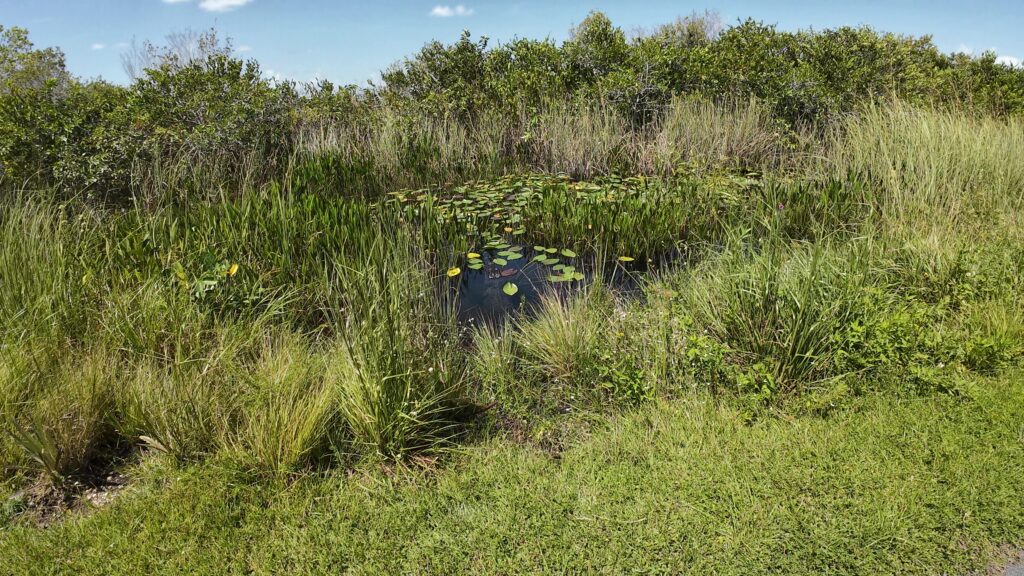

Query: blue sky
left=3, top=0, right=1022, bottom=86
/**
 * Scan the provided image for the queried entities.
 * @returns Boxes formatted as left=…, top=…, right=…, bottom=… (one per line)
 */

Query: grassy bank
left=1, top=371, right=1022, bottom=574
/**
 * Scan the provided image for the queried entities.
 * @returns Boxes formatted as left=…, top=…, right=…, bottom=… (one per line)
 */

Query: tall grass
left=333, top=228, right=468, bottom=459
left=293, top=97, right=798, bottom=196
left=650, top=96, right=800, bottom=173
left=1, top=100, right=1023, bottom=493
left=827, top=102, right=1024, bottom=235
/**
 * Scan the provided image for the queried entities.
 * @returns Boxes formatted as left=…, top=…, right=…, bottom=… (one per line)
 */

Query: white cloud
left=198, top=0, right=253, bottom=12
left=236, top=45, right=253, bottom=53
left=956, top=43, right=974, bottom=55
left=996, top=55, right=1022, bottom=68
left=430, top=4, right=473, bottom=17
left=90, top=43, right=105, bottom=50
left=162, top=0, right=191, bottom=3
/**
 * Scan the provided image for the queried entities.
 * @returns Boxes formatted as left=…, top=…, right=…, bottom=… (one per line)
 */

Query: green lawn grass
left=3, top=370, right=1021, bottom=575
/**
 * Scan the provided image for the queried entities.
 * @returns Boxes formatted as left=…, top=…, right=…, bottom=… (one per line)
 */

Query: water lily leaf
left=495, top=243, right=511, bottom=250
left=534, top=246, right=547, bottom=252
left=467, top=252, right=481, bottom=259
left=505, top=253, right=523, bottom=260
left=497, top=251, right=513, bottom=257
left=493, top=258, right=508, bottom=266
left=502, top=282, right=519, bottom=296
left=563, top=266, right=576, bottom=275
left=545, top=247, right=557, bottom=254
left=548, top=275, right=571, bottom=283
left=513, top=228, right=526, bottom=235
left=552, top=264, right=565, bottom=271
left=618, top=256, right=635, bottom=262
left=573, top=272, right=585, bottom=281
left=532, top=255, right=546, bottom=262
left=446, top=267, right=461, bottom=278
left=560, top=249, right=578, bottom=258
left=541, top=258, right=559, bottom=266
left=468, top=263, right=484, bottom=270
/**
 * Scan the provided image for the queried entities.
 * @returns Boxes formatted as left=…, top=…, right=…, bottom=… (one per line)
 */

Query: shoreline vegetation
left=1, top=11, right=1023, bottom=574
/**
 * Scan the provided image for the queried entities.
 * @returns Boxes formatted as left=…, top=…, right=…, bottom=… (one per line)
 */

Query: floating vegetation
left=386, top=172, right=765, bottom=323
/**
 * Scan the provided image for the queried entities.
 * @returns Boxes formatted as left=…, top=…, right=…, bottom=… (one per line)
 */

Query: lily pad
left=467, top=252, right=481, bottom=259
left=560, top=249, right=578, bottom=258
left=493, top=258, right=508, bottom=266
left=468, top=263, right=484, bottom=270
left=446, top=267, right=461, bottom=278
left=505, top=253, right=523, bottom=261
left=502, top=282, right=519, bottom=296
left=548, top=275, right=572, bottom=283
left=545, top=247, right=558, bottom=254
left=618, top=256, right=635, bottom=262
left=534, top=246, right=547, bottom=252
left=541, top=258, right=559, bottom=266
left=573, top=272, right=585, bottom=281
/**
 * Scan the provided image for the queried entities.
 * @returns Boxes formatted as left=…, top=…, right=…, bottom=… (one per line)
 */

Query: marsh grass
left=293, top=97, right=799, bottom=196
left=827, top=102, right=1024, bottom=235
left=0, top=101, right=1022, bottom=512
left=333, top=229, right=469, bottom=460
left=230, top=333, right=339, bottom=474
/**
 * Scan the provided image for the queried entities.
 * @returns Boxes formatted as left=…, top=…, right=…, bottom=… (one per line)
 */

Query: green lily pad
left=560, top=249, right=578, bottom=258
left=505, top=253, right=523, bottom=261
left=545, top=247, right=557, bottom=254
left=493, top=258, right=507, bottom=266
left=502, top=282, right=519, bottom=296
left=573, top=272, right=585, bottom=281
left=541, top=258, right=559, bottom=266
left=548, top=275, right=572, bottom=283
left=534, top=246, right=547, bottom=252
left=468, top=263, right=484, bottom=270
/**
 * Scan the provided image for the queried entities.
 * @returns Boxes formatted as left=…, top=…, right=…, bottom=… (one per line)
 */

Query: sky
left=2, top=0, right=1022, bottom=86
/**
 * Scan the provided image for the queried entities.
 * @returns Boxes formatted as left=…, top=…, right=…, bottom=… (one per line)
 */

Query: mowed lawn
left=2, top=371, right=1021, bottom=575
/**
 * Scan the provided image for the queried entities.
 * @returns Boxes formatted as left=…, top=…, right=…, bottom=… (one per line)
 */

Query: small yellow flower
left=227, top=263, right=240, bottom=277
left=503, top=226, right=513, bottom=233
left=447, top=267, right=462, bottom=278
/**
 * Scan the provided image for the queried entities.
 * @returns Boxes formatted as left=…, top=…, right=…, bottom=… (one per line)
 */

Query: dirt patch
left=10, top=472, right=129, bottom=527
left=971, top=545, right=1024, bottom=576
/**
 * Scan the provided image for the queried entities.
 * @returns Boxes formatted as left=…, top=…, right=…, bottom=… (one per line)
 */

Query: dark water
left=454, top=249, right=563, bottom=326
left=453, top=246, right=674, bottom=327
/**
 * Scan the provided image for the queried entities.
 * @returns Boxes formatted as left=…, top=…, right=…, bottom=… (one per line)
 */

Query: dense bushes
left=4, top=14, right=1024, bottom=201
